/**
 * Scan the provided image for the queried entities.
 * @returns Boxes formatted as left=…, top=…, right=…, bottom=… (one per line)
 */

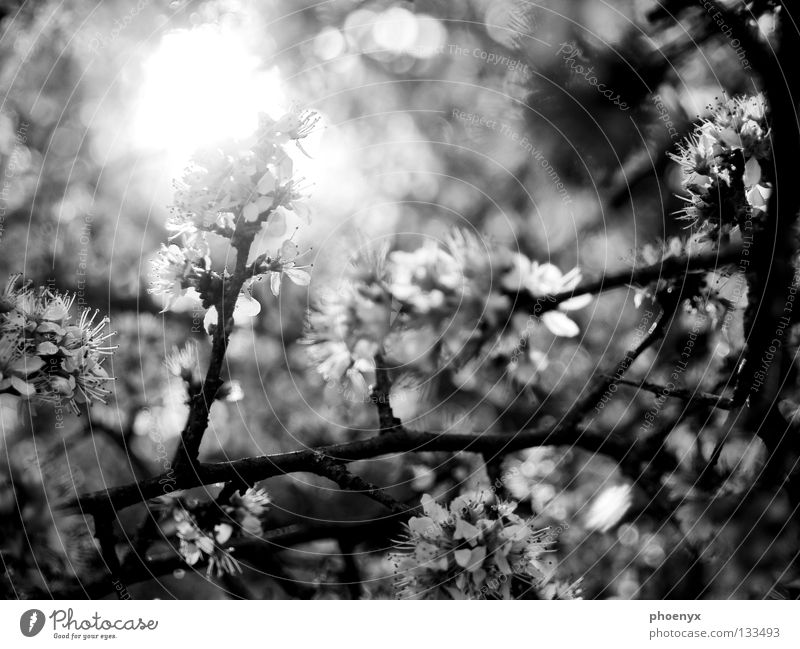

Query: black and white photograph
left=1, top=0, right=799, bottom=644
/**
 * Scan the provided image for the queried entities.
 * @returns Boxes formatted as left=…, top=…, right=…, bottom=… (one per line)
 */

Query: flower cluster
left=156, top=488, right=270, bottom=577
left=0, top=274, right=114, bottom=413
left=304, top=230, right=589, bottom=395
left=671, top=94, right=771, bottom=237
left=173, top=507, right=242, bottom=577
left=149, top=106, right=318, bottom=316
left=390, top=493, right=576, bottom=600
left=169, top=109, right=318, bottom=239
left=148, top=240, right=211, bottom=311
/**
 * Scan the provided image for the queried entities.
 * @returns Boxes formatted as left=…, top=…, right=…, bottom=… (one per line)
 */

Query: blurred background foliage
left=1, top=0, right=798, bottom=599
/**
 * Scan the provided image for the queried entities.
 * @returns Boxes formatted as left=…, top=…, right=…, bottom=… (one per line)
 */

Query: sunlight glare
left=132, top=26, right=286, bottom=165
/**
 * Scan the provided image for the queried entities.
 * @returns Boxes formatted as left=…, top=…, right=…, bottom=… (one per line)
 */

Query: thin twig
left=311, top=453, right=408, bottom=514
left=93, top=514, right=129, bottom=600
left=505, top=244, right=742, bottom=317
left=609, top=377, right=733, bottom=410
left=555, top=294, right=681, bottom=434
left=372, top=353, right=402, bottom=434
left=173, top=232, right=253, bottom=471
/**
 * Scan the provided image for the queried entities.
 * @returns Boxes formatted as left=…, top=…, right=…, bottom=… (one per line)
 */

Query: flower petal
left=744, top=157, right=762, bottom=187
left=285, top=268, right=311, bottom=286
left=214, top=523, right=234, bottom=544
left=234, top=294, right=261, bottom=318
left=10, top=375, right=36, bottom=396
left=203, top=307, right=218, bottom=334
left=558, top=293, right=592, bottom=311
left=10, top=355, right=45, bottom=374
left=257, top=171, right=276, bottom=195
left=243, top=202, right=260, bottom=222
left=270, top=272, right=282, bottom=296
left=542, top=311, right=580, bottom=337
left=454, top=548, right=472, bottom=568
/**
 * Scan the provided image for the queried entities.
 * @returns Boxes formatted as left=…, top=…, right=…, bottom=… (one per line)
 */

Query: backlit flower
left=0, top=278, right=114, bottom=413
left=390, top=493, right=567, bottom=600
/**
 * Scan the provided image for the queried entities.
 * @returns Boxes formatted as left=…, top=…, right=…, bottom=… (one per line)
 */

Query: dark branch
left=610, top=377, right=733, bottom=410
left=62, top=424, right=627, bottom=515
left=93, top=515, right=128, bottom=600
left=505, top=244, right=742, bottom=316
left=371, top=353, right=402, bottom=435
left=310, top=453, right=409, bottom=514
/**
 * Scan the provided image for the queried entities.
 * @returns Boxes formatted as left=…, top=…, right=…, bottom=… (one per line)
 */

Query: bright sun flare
left=132, top=26, right=287, bottom=164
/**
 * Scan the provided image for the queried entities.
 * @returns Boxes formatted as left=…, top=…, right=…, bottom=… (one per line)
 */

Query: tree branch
left=371, top=353, right=402, bottom=435
left=505, top=244, right=742, bottom=316
left=61, top=423, right=628, bottom=515
left=173, top=229, right=253, bottom=471
left=92, top=514, right=128, bottom=600
left=555, top=292, right=682, bottom=434
left=610, top=377, right=733, bottom=410
left=310, top=453, right=409, bottom=514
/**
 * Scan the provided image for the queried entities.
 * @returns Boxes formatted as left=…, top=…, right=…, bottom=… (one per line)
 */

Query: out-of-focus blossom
left=388, top=244, right=462, bottom=313
left=304, top=230, right=590, bottom=392
left=584, top=484, right=633, bottom=533
left=165, top=340, right=202, bottom=386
